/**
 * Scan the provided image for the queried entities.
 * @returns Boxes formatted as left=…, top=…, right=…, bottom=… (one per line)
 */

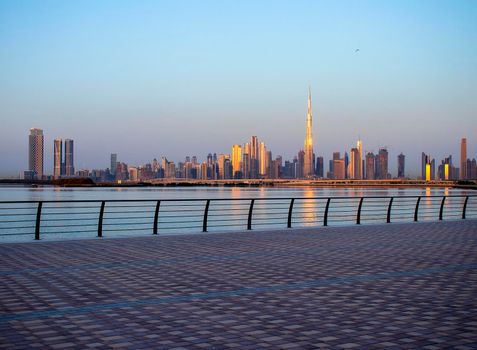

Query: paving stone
left=0, top=220, right=476, bottom=349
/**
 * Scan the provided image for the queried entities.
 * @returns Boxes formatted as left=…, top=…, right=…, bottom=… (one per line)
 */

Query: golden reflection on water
left=302, top=189, right=317, bottom=223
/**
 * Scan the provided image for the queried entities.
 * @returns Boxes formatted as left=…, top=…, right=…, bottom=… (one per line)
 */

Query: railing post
left=462, top=196, right=469, bottom=220
left=247, top=199, right=255, bottom=230
left=439, top=196, right=446, bottom=221
left=35, top=201, right=42, bottom=240
left=287, top=198, right=295, bottom=228
left=356, top=197, right=364, bottom=225
left=386, top=197, right=394, bottom=223
left=203, top=199, right=210, bottom=232
left=414, top=196, right=421, bottom=222
left=98, top=201, right=105, bottom=238
left=323, top=198, right=331, bottom=226
left=153, top=200, right=161, bottom=235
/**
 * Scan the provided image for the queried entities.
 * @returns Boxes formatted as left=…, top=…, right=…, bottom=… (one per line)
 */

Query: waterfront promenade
left=1, top=220, right=476, bottom=349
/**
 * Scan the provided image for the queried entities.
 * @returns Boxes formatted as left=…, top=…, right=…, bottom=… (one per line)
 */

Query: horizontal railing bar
left=104, top=210, right=154, bottom=214
left=208, top=223, right=245, bottom=228
left=143, top=225, right=203, bottom=230
left=157, top=209, right=204, bottom=213
left=41, top=223, right=99, bottom=228
left=39, top=230, right=97, bottom=235
left=102, top=216, right=154, bottom=220
left=251, top=217, right=288, bottom=221
left=0, top=203, right=36, bottom=210
left=36, top=211, right=99, bottom=216
left=252, top=221, right=289, bottom=226
left=0, top=219, right=36, bottom=223
left=208, top=213, right=249, bottom=218
left=1, top=194, right=475, bottom=204
left=207, top=208, right=249, bottom=212
left=102, top=227, right=153, bottom=232
left=0, top=225, right=36, bottom=230
left=0, top=213, right=37, bottom=217
left=42, top=205, right=101, bottom=209
left=39, top=218, right=98, bottom=223
left=102, top=222, right=153, bottom=227
left=154, top=214, right=204, bottom=219
left=0, top=232, right=35, bottom=237
left=207, top=218, right=249, bottom=223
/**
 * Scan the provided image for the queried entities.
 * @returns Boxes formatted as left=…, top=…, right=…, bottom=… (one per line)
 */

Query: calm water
left=0, top=185, right=475, bottom=243
left=0, top=185, right=471, bottom=201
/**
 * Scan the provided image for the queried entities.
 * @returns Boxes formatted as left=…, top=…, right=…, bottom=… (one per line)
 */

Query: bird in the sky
left=355, top=48, right=360, bottom=53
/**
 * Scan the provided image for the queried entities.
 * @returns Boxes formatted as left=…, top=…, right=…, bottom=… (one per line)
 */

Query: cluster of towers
left=25, top=128, right=74, bottom=180
left=421, top=138, right=477, bottom=181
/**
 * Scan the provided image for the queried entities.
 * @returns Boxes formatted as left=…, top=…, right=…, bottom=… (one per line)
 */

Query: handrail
left=0, top=194, right=475, bottom=204
left=0, top=194, right=475, bottom=241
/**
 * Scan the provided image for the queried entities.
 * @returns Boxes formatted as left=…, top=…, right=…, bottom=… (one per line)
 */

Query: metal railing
left=0, top=195, right=476, bottom=240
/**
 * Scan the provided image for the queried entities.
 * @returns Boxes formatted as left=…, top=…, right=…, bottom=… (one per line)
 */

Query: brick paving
left=0, top=220, right=476, bottom=349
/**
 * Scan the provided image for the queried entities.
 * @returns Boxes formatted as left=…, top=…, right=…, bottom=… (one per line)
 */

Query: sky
left=0, top=0, right=476, bottom=178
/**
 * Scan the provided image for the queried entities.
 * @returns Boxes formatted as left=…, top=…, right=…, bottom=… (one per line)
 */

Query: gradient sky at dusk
left=1, top=0, right=476, bottom=177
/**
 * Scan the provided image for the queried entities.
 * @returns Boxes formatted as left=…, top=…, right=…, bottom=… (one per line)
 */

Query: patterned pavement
left=0, top=220, right=476, bottom=349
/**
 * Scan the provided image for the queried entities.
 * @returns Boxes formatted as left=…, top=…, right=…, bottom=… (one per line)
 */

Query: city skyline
left=1, top=1, right=477, bottom=176
left=19, top=120, right=476, bottom=182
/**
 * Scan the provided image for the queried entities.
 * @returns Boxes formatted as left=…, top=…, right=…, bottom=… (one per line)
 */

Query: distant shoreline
left=1, top=178, right=476, bottom=190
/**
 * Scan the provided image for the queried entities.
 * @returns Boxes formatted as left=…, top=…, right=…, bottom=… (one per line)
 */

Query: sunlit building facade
left=303, top=88, right=314, bottom=178
left=231, top=144, right=242, bottom=179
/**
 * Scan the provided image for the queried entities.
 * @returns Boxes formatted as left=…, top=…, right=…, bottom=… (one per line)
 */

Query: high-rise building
left=259, top=142, right=267, bottom=177
left=250, top=136, right=259, bottom=178
left=297, top=150, right=305, bottom=179
left=333, top=159, right=345, bottom=180
left=231, top=144, right=242, bottom=179
left=349, top=148, right=360, bottom=180
left=64, top=139, right=74, bottom=176
left=421, top=152, right=435, bottom=181
left=461, top=138, right=467, bottom=180
left=375, top=148, right=389, bottom=179
left=365, top=152, right=375, bottom=180
left=397, top=153, right=405, bottom=178
left=315, top=156, right=324, bottom=178
left=303, top=88, right=314, bottom=177
left=111, top=154, right=117, bottom=177
left=28, top=128, right=44, bottom=179
left=356, top=139, right=363, bottom=179
left=53, top=139, right=62, bottom=179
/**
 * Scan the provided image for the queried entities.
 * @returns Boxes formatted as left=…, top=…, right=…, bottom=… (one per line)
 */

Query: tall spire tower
left=303, top=87, right=314, bottom=177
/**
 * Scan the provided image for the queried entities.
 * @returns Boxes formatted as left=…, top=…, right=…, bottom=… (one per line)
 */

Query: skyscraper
left=356, top=139, right=363, bottom=179
left=422, top=152, right=435, bottom=181
left=53, top=139, right=62, bottom=179
left=365, top=152, right=375, bottom=180
left=28, top=128, right=44, bottom=179
left=349, top=148, right=360, bottom=179
left=250, top=136, right=259, bottom=178
left=397, top=153, right=405, bottom=178
left=111, top=154, right=117, bottom=177
left=461, top=138, right=467, bottom=180
left=259, top=142, right=267, bottom=177
left=303, top=88, right=314, bottom=177
left=231, top=144, right=242, bottom=179
left=375, top=148, right=389, bottom=180
left=315, top=156, right=324, bottom=178
left=64, top=139, right=74, bottom=176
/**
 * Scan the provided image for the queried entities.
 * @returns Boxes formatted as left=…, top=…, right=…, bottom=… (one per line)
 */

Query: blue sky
left=0, top=0, right=476, bottom=177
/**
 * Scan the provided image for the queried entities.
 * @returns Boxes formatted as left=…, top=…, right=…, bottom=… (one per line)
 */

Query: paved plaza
left=1, top=220, right=476, bottom=349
